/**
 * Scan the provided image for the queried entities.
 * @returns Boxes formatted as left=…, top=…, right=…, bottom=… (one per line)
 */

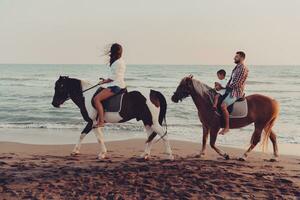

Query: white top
left=216, top=78, right=227, bottom=95
left=106, top=58, right=126, bottom=88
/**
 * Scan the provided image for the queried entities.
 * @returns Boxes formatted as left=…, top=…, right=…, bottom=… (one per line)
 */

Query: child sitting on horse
left=212, top=69, right=227, bottom=110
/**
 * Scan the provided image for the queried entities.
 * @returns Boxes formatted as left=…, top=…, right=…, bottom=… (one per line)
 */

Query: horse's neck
left=69, top=79, right=92, bottom=123
left=190, top=87, right=215, bottom=124
left=68, top=79, right=85, bottom=107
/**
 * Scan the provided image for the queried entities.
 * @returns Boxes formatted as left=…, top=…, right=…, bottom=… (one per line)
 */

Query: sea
left=0, top=64, right=299, bottom=153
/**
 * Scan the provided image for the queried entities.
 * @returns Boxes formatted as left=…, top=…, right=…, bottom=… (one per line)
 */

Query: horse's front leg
left=71, top=133, right=87, bottom=156
left=199, top=125, right=209, bottom=157
left=94, top=127, right=107, bottom=159
left=210, top=128, right=230, bottom=160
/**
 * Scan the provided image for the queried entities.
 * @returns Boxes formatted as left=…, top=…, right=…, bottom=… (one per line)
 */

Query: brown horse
left=171, top=76, right=280, bottom=161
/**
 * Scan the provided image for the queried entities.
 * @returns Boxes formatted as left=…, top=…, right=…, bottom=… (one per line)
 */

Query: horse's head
left=52, top=76, right=70, bottom=108
left=171, top=75, right=194, bottom=103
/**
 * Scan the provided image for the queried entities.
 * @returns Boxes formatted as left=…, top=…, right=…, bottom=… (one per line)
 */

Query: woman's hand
left=99, top=78, right=113, bottom=84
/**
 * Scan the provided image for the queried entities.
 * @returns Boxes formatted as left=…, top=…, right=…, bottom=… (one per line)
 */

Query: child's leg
left=213, top=94, right=220, bottom=109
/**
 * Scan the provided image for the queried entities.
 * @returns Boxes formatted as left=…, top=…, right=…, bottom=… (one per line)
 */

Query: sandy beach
left=0, top=139, right=299, bottom=199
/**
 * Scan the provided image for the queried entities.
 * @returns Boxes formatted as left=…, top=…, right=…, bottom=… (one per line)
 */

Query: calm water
left=0, top=64, right=299, bottom=146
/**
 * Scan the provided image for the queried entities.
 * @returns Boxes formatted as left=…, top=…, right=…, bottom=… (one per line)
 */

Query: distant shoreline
left=1, top=63, right=300, bottom=67
left=0, top=128, right=299, bottom=157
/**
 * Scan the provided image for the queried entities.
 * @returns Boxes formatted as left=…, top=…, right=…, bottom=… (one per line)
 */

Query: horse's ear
left=59, top=76, right=69, bottom=79
left=186, top=76, right=193, bottom=88
left=185, top=74, right=193, bottom=80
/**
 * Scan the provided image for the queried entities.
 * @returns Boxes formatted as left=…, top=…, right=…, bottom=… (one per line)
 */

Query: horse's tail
left=154, top=90, right=167, bottom=126
left=261, top=100, right=279, bottom=152
left=146, top=90, right=168, bottom=143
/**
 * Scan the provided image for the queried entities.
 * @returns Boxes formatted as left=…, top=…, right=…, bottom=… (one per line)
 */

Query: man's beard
left=234, top=60, right=240, bottom=64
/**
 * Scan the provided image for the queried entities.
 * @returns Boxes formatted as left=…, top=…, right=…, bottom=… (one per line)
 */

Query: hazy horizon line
left=0, top=63, right=299, bottom=67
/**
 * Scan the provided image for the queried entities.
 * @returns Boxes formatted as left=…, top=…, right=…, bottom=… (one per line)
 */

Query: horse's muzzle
left=52, top=101, right=60, bottom=108
left=171, top=94, right=179, bottom=103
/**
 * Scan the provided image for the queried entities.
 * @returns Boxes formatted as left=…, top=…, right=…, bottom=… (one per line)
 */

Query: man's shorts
left=223, top=94, right=237, bottom=106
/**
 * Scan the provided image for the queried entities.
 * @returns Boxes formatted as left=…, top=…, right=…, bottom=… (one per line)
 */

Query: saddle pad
left=216, top=99, right=248, bottom=118
left=102, top=93, right=124, bottom=113
left=92, top=87, right=126, bottom=113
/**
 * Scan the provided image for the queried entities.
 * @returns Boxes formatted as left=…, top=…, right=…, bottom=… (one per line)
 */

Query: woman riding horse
left=51, top=43, right=173, bottom=159
left=93, top=43, right=126, bottom=128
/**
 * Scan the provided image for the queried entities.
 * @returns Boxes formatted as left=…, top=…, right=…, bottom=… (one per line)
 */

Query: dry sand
left=0, top=139, right=299, bottom=199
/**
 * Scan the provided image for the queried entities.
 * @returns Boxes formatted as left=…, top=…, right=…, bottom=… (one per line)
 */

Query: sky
left=0, top=0, right=300, bottom=65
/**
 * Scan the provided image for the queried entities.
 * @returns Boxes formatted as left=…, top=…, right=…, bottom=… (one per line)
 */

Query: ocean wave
left=0, top=77, right=54, bottom=82
left=0, top=122, right=199, bottom=131
left=247, top=90, right=299, bottom=93
left=246, top=80, right=273, bottom=85
left=0, top=122, right=145, bottom=132
left=1, top=83, right=39, bottom=87
left=126, top=85, right=175, bottom=90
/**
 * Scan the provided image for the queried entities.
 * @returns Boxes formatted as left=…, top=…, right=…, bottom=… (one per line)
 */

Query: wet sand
left=0, top=139, right=299, bottom=199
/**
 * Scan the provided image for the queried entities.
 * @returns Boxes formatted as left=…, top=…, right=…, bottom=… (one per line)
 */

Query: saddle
left=216, top=93, right=248, bottom=118
left=92, top=87, right=127, bottom=112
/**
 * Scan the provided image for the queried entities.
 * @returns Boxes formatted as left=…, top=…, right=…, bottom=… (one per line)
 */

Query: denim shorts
left=108, top=86, right=122, bottom=94
left=223, top=94, right=237, bottom=106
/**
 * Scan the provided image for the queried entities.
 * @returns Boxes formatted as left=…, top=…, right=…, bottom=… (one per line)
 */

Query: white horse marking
left=93, top=127, right=107, bottom=159
left=140, top=126, right=154, bottom=159
left=146, top=98, right=174, bottom=160
left=71, top=133, right=87, bottom=155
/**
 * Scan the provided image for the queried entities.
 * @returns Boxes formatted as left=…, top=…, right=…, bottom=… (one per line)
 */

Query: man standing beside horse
left=219, top=51, right=249, bottom=135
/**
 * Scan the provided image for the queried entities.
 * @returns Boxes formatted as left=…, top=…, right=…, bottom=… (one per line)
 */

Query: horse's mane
left=77, top=79, right=94, bottom=91
left=192, top=79, right=216, bottom=103
left=80, top=79, right=93, bottom=87
left=192, top=79, right=213, bottom=95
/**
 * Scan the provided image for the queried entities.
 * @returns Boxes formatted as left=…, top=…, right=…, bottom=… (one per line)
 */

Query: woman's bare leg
left=93, top=88, right=115, bottom=127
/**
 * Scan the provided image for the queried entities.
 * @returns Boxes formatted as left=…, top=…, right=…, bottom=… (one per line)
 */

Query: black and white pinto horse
left=51, top=76, right=173, bottom=160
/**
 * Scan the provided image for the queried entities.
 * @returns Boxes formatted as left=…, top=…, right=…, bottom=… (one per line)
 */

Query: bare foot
left=219, top=128, right=229, bottom=135
left=212, top=105, right=217, bottom=111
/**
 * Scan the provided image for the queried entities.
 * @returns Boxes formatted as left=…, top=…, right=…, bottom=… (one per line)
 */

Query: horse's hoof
left=140, top=153, right=150, bottom=159
left=224, top=154, right=230, bottom=160
left=195, top=153, right=205, bottom=158
left=269, top=157, right=279, bottom=162
left=97, top=153, right=106, bottom=160
left=238, top=157, right=246, bottom=161
left=71, top=152, right=80, bottom=156
left=167, top=155, right=174, bottom=160
left=144, top=155, right=150, bottom=160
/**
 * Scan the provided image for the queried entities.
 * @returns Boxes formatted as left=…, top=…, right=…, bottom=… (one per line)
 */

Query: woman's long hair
left=106, top=43, right=122, bottom=66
